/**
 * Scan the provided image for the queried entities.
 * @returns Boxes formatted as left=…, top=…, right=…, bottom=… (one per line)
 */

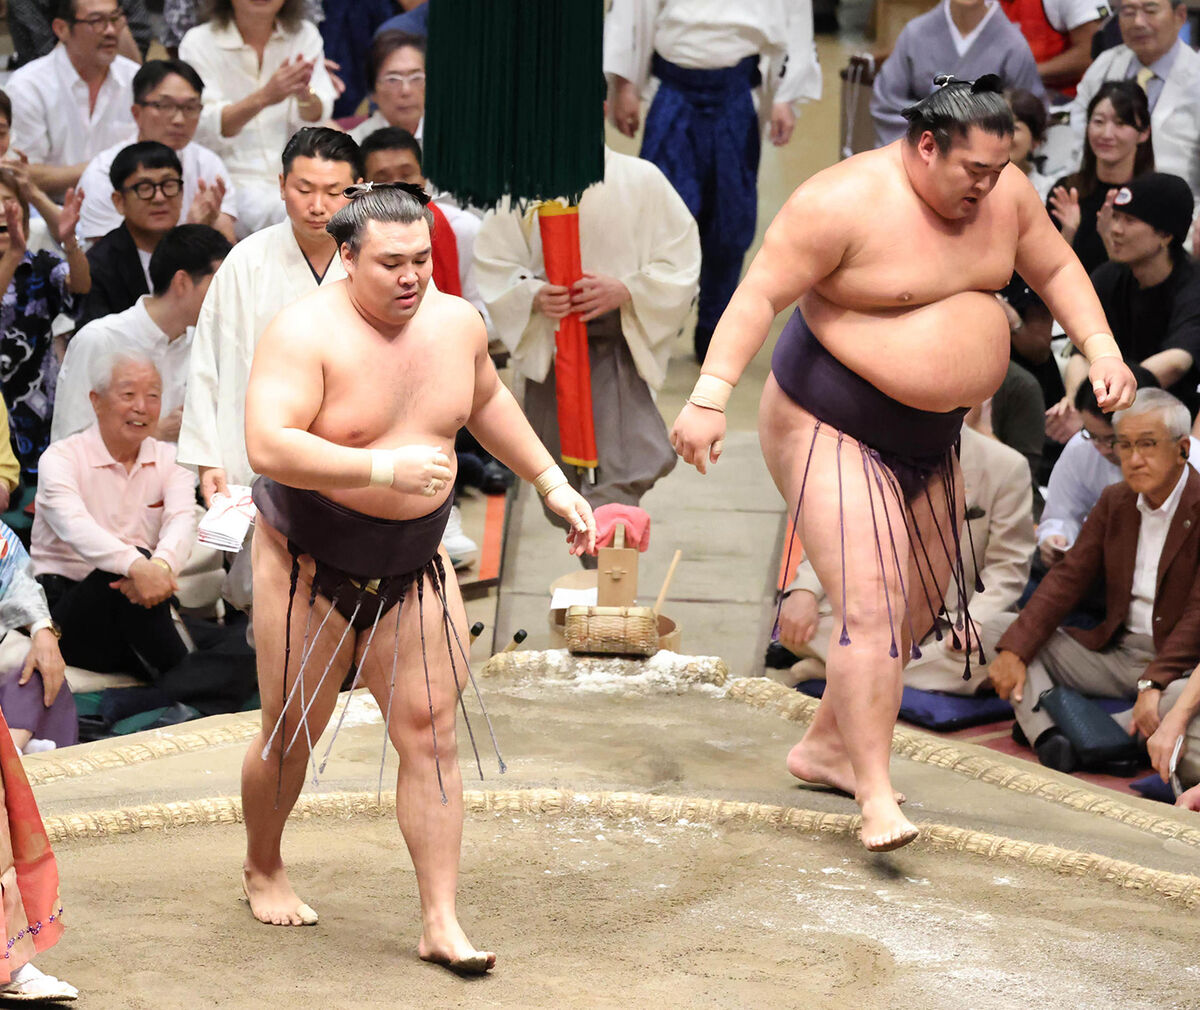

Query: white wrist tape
left=688, top=374, right=734, bottom=412
left=1082, top=332, right=1122, bottom=364
left=533, top=464, right=569, bottom=497
left=368, top=449, right=393, bottom=488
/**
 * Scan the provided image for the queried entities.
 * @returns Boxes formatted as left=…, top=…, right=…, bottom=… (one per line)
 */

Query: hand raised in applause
left=1048, top=185, right=1081, bottom=244
left=390, top=444, right=453, bottom=497
left=543, top=484, right=596, bottom=556
left=262, top=56, right=316, bottom=106
left=186, top=176, right=227, bottom=227
left=1, top=198, right=26, bottom=259
left=989, top=650, right=1027, bottom=703
left=777, top=590, right=819, bottom=653
left=670, top=402, right=726, bottom=475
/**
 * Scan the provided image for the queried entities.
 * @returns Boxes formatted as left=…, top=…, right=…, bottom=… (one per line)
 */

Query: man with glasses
left=77, top=59, right=238, bottom=245
left=6, top=0, right=151, bottom=68
left=987, top=388, right=1200, bottom=773
left=5, top=0, right=140, bottom=198
left=80, top=141, right=184, bottom=325
left=1069, top=0, right=1200, bottom=211
left=349, top=30, right=426, bottom=144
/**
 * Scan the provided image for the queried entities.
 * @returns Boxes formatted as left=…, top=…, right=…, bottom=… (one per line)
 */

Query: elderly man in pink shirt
left=32, top=350, right=195, bottom=681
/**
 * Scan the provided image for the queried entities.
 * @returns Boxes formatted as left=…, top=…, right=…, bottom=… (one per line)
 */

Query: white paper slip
left=198, top=485, right=256, bottom=552
left=549, top=586, right=598, bottom=611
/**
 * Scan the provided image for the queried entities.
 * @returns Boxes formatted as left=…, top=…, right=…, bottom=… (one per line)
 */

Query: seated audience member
left=1061, top=173, right=1200, bottom=417
left=177, top=127, right=359, bottom=608
left=779, top=423, right=1035, bottom=693
left=78, top=59, right=238, bottom=245
left=0, top=89, right=75, bottom=251
left=162, top=0, right=320, bottom=54
left=5, top=0, right=140, bottom=197
left=0, top=523, right=76, bottom=753
left=179, top=0, right=338, bottom=236
left=350, top=31, right=426, bottom=143
left=999, top=0, right=1108, bottom=97
left=53, top=224, right=232, bottom=443
left=1049, top=81, right=1153, bottom=275
left=1006, top=87, right=1051, bottom=195
left=80, top=141, right=186, bottom=326
left=870, top=0, right=1044, bottom=147
left=1147, top=666, right=1200, bottom=796
left=988, top=390, right=1200, bottom=772
left=0, top=179, right=89, bottom=485
left=7, top=0, right=152, bottom=67
left=359, top=127, right=487, bottom=320
left=1068, top=0, right=1200, bottom=212
left=32, top=352, right=195, bottom=684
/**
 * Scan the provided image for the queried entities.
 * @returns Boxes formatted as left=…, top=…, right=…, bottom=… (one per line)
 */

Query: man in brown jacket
left=988, top=389, right=1200, bottom=772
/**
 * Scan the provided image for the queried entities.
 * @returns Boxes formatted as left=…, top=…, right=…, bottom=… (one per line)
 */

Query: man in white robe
left=177, top=128, right=360, bottom=607
left=474, top=146, right=700, bottom=531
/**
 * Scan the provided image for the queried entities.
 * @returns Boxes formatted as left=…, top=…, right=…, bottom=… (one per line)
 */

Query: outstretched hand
left=670, top=402, right=725, bottom=474
left=544, top=484, right=596, bottom=556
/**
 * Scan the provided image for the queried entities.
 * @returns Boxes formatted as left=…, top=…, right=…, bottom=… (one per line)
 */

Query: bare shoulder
left=257, top=284, right=348, bottom=356
left=417, top=288, right=488, bottom=344
left=775, top=147, right=898, bottom=233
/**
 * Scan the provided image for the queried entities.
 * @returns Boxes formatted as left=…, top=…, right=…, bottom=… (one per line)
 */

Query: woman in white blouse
left=179, top=0, right=336, bottom=237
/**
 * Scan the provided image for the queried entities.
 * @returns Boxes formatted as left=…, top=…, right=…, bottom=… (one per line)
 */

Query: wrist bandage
left=688, top=374, right=734, bottom=412
left=1082, top=332, right=1122, bottom=364
left=368, top=449, right=393, bottom=488
left=533, top=465, right=569, bottom=497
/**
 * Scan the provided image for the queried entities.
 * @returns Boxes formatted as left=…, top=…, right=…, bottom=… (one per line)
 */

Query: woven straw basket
left=565, top=605, right=659, bottom=656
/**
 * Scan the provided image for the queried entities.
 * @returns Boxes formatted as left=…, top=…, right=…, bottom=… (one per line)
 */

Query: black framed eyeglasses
left=71, top=9, right=127, bottom=30
left=123, top=177, right=184, bottom=200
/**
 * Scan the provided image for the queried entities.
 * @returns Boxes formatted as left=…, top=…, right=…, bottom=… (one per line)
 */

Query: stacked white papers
left=198, top=485, right=256, bottom=552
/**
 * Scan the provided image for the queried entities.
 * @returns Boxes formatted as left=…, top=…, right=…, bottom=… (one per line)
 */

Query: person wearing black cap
left=1063, top=171, right=1200, bottom=416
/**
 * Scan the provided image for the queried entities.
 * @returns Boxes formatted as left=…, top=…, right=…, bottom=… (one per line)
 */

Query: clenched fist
left=391, top=444, right=453, bottom=497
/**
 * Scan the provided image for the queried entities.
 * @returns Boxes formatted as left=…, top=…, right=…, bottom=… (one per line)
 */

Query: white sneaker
left=441, top=505, right=478, bottom=570
left=0, top=962, right=79, bottom=1001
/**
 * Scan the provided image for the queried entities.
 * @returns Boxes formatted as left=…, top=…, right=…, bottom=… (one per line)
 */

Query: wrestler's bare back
left=777, top=141, right=1046, bottom=412
left=263, top=281, right=484, bottom=520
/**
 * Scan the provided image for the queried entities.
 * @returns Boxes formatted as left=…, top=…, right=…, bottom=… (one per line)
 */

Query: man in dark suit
left=80, top=141, right=184, bottom=326
left=987, top=388, right=1200, bottom=771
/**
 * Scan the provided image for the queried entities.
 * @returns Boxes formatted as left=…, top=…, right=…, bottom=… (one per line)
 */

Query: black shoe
left=765, top=640, right=800, bottom=670
left=1034, top=729, right=1078, bottom=773
left=1011, top=722, right=1030, bottom=748
left=479, top=460, right=515, bottom=495
left=1095, top=756, right=1142, bottom=778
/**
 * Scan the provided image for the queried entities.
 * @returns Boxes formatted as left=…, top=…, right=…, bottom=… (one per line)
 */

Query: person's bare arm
left=28, top=162, right=87, bottom=198
left=1036, top=21, right=1103, bottom=87
left=1013, top=174, right=1135, bottom=410
left=244, top=305, right=450, bottom=493
left=1141, top=348, right=1193, bottom=389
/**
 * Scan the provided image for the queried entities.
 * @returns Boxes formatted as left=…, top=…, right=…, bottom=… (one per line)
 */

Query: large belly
left=801, top=291, right=1011, bottom=412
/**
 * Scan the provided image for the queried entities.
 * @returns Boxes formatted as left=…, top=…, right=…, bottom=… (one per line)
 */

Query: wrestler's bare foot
left=418, top=918, right=496, bottom=976
left=858, top=794, right=919, bottom=852
left=241, top=865, right=319, bottom=926
left=786, top=738, right=906, bottom=805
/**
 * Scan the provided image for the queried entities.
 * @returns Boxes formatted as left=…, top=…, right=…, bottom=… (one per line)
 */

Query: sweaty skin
left=241, top=216, right=595, bottom=971
left=672, top=128, right=1136, bottom=853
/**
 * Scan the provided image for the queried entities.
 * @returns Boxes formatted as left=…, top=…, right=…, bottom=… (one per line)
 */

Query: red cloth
left=537, top=204, right=598, bottom=470
left=429, top=203, right=462, bottom=297
left=593, top=503, right=650, bottom=552
left=998, top=0, right=1076, bottom=94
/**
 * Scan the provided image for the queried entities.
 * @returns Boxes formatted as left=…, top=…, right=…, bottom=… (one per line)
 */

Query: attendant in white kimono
left=604, top=0, right=820, bottom=361
left=871, top=0, right=1045, bottom=147
left=474, top=147, right=700, bottom=531
left=179, top=0, right=337, bottom=237
left=177, top=128, right=359, bottom=606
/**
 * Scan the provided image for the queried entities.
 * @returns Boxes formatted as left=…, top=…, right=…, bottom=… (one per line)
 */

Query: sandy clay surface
left=32, top=799, right=1200, bottom=1010
left=15, top=661, right=1200, bottom=1010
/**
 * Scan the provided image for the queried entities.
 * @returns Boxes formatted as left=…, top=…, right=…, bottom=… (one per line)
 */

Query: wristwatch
left=1136, top=678, right=1160, bottom=693
left=28, top=618, right=61, bottom=639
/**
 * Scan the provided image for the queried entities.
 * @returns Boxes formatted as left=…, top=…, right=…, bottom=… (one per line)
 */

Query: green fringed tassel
left=423, top=0, right=606, bottom=210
